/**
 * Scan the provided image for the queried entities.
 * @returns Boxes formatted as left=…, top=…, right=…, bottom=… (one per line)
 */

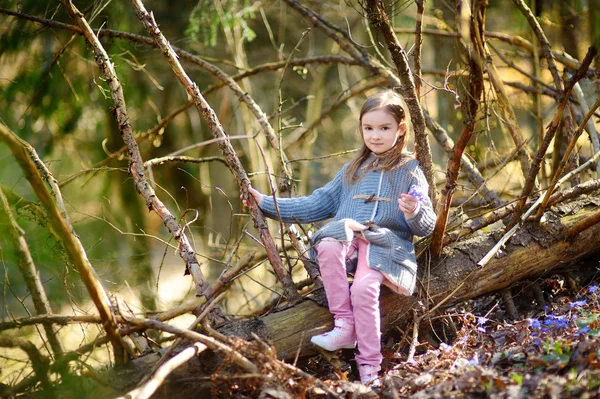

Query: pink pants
left=315, top=236, right=384, bottom=367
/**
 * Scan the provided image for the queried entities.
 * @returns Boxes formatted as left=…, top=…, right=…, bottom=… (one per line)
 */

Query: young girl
left=244, top=90, right=436, bottom=384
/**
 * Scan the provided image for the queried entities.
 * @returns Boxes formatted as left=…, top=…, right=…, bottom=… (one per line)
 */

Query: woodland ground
left=299, top=252, right=600, bottom=399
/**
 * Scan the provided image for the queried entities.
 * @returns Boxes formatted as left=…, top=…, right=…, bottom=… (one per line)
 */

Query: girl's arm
left=251, top=167, right=345, bottom=224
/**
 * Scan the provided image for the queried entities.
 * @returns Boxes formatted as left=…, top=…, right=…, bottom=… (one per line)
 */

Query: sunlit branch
left=507, top=47, right=597, bottom=230
left=0, top=187, right=64, bottom=357
left=126, top=0, right=303, bottom=304
left=0, top=122, right=133, bottom=364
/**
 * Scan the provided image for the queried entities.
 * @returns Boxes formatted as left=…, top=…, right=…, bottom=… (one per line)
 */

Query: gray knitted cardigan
left=258, top=156, right=436, bottom=294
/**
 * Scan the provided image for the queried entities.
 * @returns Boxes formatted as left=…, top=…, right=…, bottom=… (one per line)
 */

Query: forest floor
left=302, top=257, right=600, bottom=399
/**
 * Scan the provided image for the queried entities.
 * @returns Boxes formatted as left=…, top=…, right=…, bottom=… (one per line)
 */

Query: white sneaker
left=310, top=319, right=356, bottom=351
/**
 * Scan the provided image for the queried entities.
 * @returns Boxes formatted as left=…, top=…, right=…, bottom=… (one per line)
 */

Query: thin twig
left=430, top=2, right=485, bottom=259
left=122, top=315, right=259, bottom=373
left=0, top=336, right=53, bottom=397
left=478, top=147, right=600, bottom=267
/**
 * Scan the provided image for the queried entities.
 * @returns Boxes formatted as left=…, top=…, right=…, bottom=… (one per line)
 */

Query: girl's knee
left=351, top=279, right=380, bottom=302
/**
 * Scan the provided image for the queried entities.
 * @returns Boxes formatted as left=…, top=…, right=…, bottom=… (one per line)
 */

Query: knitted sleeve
left=259, top=167, right=345, bottom=224
left=405, top=161, right=437, bottom=237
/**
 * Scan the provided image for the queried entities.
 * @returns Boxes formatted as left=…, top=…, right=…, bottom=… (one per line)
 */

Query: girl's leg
left=350, top=238, right=384, bottom=382
left=310, top=238, right=357, bottom=351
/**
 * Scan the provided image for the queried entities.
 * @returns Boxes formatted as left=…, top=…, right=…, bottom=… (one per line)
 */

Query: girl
left=244, top=90, right=436, bottom=384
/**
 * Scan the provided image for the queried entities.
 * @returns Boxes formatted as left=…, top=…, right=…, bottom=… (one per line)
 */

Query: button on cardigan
left=258, top=157, right=436, bottom=294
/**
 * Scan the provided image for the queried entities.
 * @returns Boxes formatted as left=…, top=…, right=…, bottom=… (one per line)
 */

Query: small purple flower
left=570, top=299, right=587, bottom=308
left=408, top=185, right=427, bottom=203
left=476, top=316, right=488, bottom=333
left=543, top=314, right=569, bottom=330
left=580, top=326, right=591, bottom=334
left=589, top=285, right=598, bottom=293
left=529, top=318, right=541, bottom=329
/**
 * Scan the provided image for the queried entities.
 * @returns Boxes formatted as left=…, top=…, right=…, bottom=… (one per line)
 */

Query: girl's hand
left=346, top=219, right=368, bottom=232
left=398, top=193, right=420, bottom=219
left=241, top=186, right=264, bottom=207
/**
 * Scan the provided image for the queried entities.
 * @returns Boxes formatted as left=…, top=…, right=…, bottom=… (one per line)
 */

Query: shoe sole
left=310, top=339, right=356, bottom=352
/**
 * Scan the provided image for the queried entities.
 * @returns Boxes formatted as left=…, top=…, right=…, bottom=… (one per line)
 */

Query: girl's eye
left=382, top=127, right=389, bottom=130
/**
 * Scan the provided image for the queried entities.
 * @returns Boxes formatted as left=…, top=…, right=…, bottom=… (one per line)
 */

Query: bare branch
left=363, top=0, right=438, bottom=205
left=0, top=336, right=53, bottom=396
left=0, top=187, right=63, bottom=357
left=57, top=0, right=208, bottom=304
left=423, top=109, right=503, bottom=208
left=0, top=122, right=132, bottom=364
left=414, top=0, right=425, bottom=99
left=508, top=47, right=598, bottom=230
left=537, top=94, right=600, bottom=216
left=430, top=1, right=486, bottom=259
left=122, top=316, right=259, bottom=374
left=117, top=343, right=207, bottom=399
left=126, top=0, right=302, bottom=304
left=511, top=0, right=564, bottom=91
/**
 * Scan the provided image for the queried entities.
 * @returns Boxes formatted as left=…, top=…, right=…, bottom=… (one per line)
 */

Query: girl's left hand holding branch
left=241, top=186, right=264, bottom=207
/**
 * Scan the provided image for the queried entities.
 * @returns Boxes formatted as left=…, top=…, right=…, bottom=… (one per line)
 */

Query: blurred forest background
left=1, top=0, right=599, bottom=397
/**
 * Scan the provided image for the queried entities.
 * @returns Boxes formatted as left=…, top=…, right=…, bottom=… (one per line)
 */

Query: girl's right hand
left=241, top=186, right=264, bottom=207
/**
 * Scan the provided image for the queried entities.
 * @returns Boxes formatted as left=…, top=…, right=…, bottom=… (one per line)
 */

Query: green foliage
left=186, top=0, right=257, bottom=47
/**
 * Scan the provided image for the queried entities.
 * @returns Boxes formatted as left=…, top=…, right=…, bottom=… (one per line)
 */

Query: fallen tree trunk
left=260, top=194, right=600, bottom=360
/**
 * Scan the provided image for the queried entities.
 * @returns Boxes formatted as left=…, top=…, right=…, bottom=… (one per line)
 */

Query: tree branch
left=507, top=47, right=598, bottom=230
left=126, top=0, right=302, bottom=304
left=0, top=122, right=132, bottom=364
left=0, top=187, right=64, bottom=357
left=116, top=343, right=207, bottom=399
left=0, top=336, right=53, bottom=396
left=363, top=0, right=438, bottom=206
left=430, top=1, right=486, bottom=259
left=57, top=0, right=208, bottom=304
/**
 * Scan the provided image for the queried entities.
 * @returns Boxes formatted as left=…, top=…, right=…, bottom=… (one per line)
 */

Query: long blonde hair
left=345, top=90, right=413, bottom=183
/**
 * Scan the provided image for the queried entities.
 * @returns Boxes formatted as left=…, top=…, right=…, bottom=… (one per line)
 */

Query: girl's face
left=361, top=108, right=405, bottom=154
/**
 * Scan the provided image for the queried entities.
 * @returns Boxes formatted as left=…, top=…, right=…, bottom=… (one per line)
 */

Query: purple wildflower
left=529, top=318, right=541, bottom=329
left=468, top=358, right=479, bottom=366
left=580, top=326, right=591, bottom=334
left=589, top=285, right=598, bottom=293
left=542, top=314, right=569, bottom=331
left=476, top=316, right=488, bottom=333
left=408, top=185, right=427, bottom=202
left=569, top=299, right=587, bottom=308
